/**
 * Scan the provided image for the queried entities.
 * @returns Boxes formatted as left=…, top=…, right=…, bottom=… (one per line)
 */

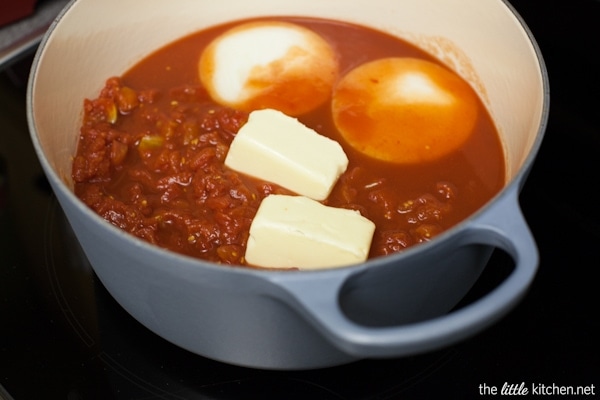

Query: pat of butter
left=225, top=109, right=349, bottom=201
left=245, top=195, right=375, bottom=270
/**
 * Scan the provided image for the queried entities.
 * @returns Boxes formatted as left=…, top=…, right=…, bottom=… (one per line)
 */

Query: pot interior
left=29, top=0, right=546, bottom=207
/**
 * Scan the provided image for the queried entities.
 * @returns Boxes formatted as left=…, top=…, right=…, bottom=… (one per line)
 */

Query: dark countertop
left=1, top=0, right=598, bottom=398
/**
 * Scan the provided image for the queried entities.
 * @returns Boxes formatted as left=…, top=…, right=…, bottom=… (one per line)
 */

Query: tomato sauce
left=72, top=17, right=505, bottom=267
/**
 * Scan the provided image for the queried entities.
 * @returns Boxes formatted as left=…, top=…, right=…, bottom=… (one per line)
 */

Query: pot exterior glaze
left=28, top=0, right=548, bottom=369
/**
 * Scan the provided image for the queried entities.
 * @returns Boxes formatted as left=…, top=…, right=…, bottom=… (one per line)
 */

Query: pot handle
left=269, top=186, right=538, bottom=358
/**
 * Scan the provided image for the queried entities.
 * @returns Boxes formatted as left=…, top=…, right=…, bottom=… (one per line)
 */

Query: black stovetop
left=1, top=0, right=598, bottom=399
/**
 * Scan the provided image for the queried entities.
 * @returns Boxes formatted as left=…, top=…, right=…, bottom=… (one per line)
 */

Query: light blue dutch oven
left=27, top=0, right=548, bottom=369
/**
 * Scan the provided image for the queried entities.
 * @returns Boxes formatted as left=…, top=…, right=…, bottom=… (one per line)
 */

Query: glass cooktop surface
left=1, top=0, right=598, bottom=398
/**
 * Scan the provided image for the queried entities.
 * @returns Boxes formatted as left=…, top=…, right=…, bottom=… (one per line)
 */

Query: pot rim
left=25, top=0, right=550, bottom=281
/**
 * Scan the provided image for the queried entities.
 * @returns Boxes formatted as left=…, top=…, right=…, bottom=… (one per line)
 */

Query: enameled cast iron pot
left=27, top=0, right=549, bottom=370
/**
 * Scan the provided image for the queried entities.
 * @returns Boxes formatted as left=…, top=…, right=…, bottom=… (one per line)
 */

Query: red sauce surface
left=72, top=17, right=505, bottom=267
